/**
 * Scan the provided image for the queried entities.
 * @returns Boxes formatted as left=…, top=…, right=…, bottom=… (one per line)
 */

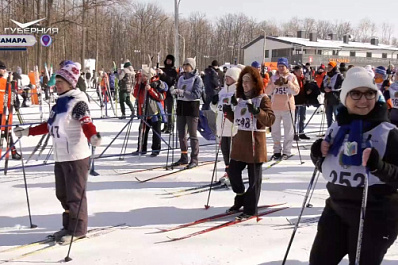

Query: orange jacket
left=262, top=73, right=270, bottom=93
left=314, top=72, right=326, bottom=88
left=0, top=77, right=12, bottom=115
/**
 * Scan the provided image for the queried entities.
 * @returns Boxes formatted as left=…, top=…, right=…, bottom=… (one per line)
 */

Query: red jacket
left=133, top=76, right=166, bottom=116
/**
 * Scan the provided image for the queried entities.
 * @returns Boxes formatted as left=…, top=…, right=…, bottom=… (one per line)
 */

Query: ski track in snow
left=0, top=90, right=397, bottom=264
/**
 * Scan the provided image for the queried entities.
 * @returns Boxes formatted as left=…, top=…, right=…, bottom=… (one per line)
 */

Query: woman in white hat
left=309, top=67, right=398, bottom=264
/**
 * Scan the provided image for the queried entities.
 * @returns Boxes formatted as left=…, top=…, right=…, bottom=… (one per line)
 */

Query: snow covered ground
left=0, top=89, right=397, bottom=264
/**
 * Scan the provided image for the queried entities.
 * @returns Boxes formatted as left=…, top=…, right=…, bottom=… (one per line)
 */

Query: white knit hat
left=225, top=67, right=241, bottom=82
left=183, top=58, right=196, bottom=70
left=340, top=67, right=378, bottom=106
left=141, top=67, right=156, bottom=78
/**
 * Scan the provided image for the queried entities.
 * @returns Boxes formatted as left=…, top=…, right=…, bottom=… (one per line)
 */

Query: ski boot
left=270, top=153, right=281, bottom=160
left=235, top=213, right=253, bottom=221
left=11, top=149, right=21, bottom=160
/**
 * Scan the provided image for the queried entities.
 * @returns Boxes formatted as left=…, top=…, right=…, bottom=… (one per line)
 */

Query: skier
left=309, top=66, right=398, bottom=265
left=387, top=70, right=398, bottom=126
left=99, top=70, right=110, bottom=108
left=158, top=54, right=178, bottom=133
left=314, top=64, right=326, bottom=89
left=251, top=61, right=269, bottom=92
left=14, top=61, right=101, bottom=244
left=292, top=65, right=310, bottom=140
left=222, top=66, right=275, bottom=220
left=75, top=63, right=89, bottom=102
left=108, top=71, right=116, bottom=99
left=374, top=66, right=387, bottom=90
left=320, top=61, right=344, bottom=127
left=118, top=61, right=135, bottom=119
left=132, top=67, right=167, bottom=157
left=210, top=67, right=241, bottom=184
left=203, top=60, right=221, bottom=110
left=85, top=70, right=91, bottom=89
left=170, top=58, right=204, bottom=169
left=265, top=57, right=300, bottom=160
left=0, top=60, right=21, bottom=160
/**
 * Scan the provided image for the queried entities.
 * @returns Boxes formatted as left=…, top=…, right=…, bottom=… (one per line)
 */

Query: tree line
left=0, top=0, right=396, bottom=73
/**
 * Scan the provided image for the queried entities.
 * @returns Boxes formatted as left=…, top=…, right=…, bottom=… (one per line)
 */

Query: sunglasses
left=348, top=90, right=377, bottom=100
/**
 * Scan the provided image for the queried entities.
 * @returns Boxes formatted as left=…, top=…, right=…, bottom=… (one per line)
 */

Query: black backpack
left=119, top=72, right=133, bottom=92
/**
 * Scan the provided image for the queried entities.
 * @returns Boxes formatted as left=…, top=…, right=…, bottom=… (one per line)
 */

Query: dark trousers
left=295, top=105, right=306, bottom=134
left=119, top=90, right=134, bottom=116
left=54, top=157, right=89, bottom=237
left=177, top=115, right=199, bottom=163
left=325, top=103, right=339, bottom=127
left=138, top=119, right=161, bottom=153
left=310, top=201, right=398, bottom=265
left=220, top=136, right=231, bottom=169
left=228, top=159, right=263, bottom=215
left=164, top=96, right=174, bottom=130
left=202, top=92, right=214, bottom=111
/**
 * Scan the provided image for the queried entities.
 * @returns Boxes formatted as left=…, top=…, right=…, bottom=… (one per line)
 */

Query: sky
left=140, top=0, right=398, bottom=38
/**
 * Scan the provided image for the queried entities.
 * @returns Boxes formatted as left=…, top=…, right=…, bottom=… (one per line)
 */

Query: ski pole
left=89, top=145, right=99, bottom=176
left=36, top=133, right=51, bottom=159
left=355, top=134, right=372, bottom=265
left=44, top=145, right=53, bottom=164
left=98, top=116, right=134, bottom=158
left=64, top=147, right=97, bottom=262
left=286, top=94, right=304, bottom=164
left=18, top=133, right=37, bottom=229
left=0, top=138, right=19, bottom=162
left=119, top=120, right=132, bottom=160
left=204, top=112, right=227, bottom=209
left=306, top=169, right=321, bottom=208
left=282, top=163, right=320, bottom=265
left=355, top=168, right=369, bottom=265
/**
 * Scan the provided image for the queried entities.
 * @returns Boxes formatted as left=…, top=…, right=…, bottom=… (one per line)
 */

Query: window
left=265, top=50, right=270, bottom=58
left=382, top=53, right=387, bottom=59
left=317, top=50, right=322, bottom=55
left=304, top=49, right=316, bottom=55
left=272, top=49, right=291, bottom=58
left=350, top=51, right=356, bottom=57
left=332, top=50, right=339, bottom=56
left=366, top=52, right=372, bottom=58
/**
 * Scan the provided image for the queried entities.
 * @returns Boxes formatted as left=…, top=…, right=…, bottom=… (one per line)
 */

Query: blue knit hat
left=277, top=57, right=289, bottom=68
left=251, top=61, right=261, bottom=68
left=375, top=66, right=387, bottom=77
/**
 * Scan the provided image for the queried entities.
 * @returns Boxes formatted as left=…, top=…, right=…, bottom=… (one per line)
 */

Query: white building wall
left=339, top=51, right=350, bottom=56
left=356, top=52, right=366, bottom=57
left=243, top=39, right=265, bottom=66
left=244, top=38, right=294, bottom=65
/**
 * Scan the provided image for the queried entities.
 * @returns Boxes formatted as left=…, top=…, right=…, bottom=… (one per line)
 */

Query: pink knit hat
left=56, top=62, right=80, bottom=88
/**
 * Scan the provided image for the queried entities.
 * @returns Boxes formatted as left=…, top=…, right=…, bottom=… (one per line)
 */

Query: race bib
left=275, top=86, right=289, bottom=95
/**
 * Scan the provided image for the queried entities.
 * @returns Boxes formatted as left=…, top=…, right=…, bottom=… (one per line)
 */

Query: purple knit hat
left=56, top=62, right=80, bottom=88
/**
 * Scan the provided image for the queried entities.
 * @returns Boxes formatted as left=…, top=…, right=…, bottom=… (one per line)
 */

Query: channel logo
left=40, top=35, right=52, bottom=47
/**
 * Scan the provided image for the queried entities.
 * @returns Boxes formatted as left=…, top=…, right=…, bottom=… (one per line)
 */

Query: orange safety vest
left=0, top=77, right=12, bottom=115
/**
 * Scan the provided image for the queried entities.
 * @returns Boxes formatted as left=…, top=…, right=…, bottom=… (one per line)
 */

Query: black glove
left=222, top=104, right=232, bottom=113
left=366, top=147, right=381, bottom=172
left=231, top=94, right=238, bottom=106
left=246, top=102, right=260, bottom=115
left=311, top=139, right=323, bottom=159
left=211, top=94, right=219, bottom=105
left=310, top=139, right=324, bottom=171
